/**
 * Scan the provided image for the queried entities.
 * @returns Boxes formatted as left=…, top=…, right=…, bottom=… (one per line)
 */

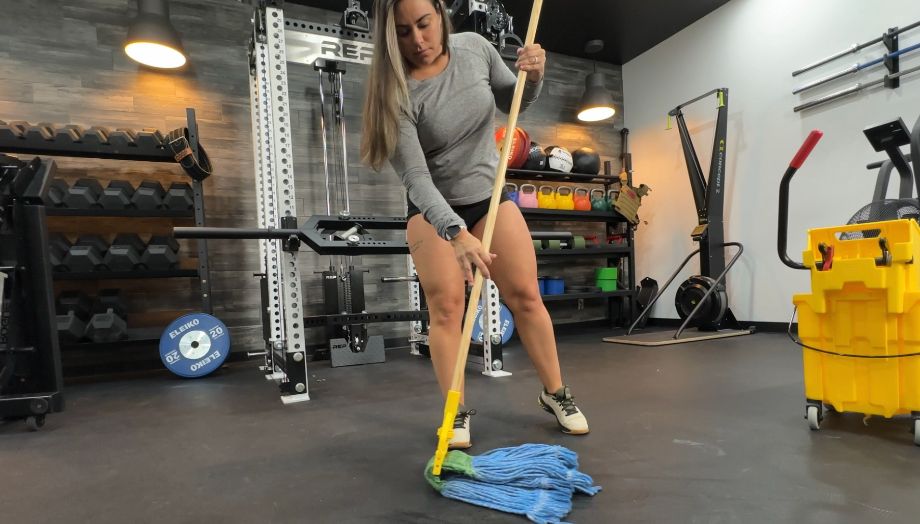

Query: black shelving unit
left=0, top=109, right=213, bottom=351
left=60, top=328, right=165, bottom=349
left=536, top=246, right=631, bottom=257
left=46, top=208, right=195, bottom=218
left=521, top=208, right=629, bottom=222
left=54, top=270, right=199, bottom=281
left=506, top=168, right=620, bottom=184
left=506, top=163, right=638, bottom=327
left=542, top=290, right=632, bottom=302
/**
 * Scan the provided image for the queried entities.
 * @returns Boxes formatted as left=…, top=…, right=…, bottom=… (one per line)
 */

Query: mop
left=426, top=1, right=600, bottom=521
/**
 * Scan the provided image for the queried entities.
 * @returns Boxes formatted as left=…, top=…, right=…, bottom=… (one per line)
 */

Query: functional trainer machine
left=0, top=154, right=64, bottom=430
left=175, top=1, right=511, bottom=403
left=605, top=88, right=754, bottom=346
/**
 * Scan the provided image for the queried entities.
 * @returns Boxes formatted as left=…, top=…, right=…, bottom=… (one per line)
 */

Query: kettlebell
left=590, top=189, right=608, bottom=211
left=555, top=186, right=574, bottom=210
left=538, top=185, right=557, bottom=209
left=505, top=182, right=519, bottom=205
left=573, top=187, right=591, bottom=211
left=606, top=189, right=619, bottom=211
left=518, top=184, right=538, bottom=208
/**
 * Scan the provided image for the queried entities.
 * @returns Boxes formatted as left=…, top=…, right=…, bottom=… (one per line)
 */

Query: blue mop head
left=425, top=444, right=601, bottom=524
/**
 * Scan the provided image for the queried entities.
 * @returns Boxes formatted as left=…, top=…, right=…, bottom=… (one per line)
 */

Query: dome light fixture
left=577, top=40, right=615, bottom=122
left=124, top=0, right=187, bottom=69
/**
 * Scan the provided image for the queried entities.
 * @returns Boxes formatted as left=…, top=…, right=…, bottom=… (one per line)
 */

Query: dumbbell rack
left=0, top=109, right=212, bottom=354
left=506, top=165, right=637, bottom=327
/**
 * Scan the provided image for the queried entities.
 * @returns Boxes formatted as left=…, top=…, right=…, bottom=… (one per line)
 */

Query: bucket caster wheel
left=25, top=415, right=46, bottom=431
left=806, top=404, right=822, bottom=431
left=913, top=418, right=920, bottom=447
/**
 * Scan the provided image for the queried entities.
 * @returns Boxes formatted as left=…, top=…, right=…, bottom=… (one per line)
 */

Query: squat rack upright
left=197, top=1, right=510, bottom=404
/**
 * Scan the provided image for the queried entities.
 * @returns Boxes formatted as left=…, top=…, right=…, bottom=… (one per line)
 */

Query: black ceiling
left=282, top=0, right=731, bottom=65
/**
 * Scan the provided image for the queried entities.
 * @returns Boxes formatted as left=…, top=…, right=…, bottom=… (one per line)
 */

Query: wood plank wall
left=0, top=0, right=625, bottom=367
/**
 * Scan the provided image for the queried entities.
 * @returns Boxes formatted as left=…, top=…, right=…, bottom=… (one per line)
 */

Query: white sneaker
left=448, top=409, right=475, bottom=449
left=539, top=386, right=589, bottom=435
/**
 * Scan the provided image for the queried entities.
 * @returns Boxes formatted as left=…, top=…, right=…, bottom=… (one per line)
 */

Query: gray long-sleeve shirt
left=388, top=31, right=542, bottom=239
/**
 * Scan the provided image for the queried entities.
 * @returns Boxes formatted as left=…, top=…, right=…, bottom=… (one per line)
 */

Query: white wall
left=623, top=0, right=920, bottom=322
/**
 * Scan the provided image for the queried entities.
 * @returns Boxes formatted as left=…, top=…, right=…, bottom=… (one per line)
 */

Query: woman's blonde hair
left=360, top=0, right=452, bottom=171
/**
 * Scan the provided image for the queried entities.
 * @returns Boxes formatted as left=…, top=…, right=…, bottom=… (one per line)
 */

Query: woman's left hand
left=515, top=44, right=546, bottom=83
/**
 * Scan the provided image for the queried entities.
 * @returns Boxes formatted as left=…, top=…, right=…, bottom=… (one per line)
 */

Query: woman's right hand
left=450, top=230, right=497, bottom=283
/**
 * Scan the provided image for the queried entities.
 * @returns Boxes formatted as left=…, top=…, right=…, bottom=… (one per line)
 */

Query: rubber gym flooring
left=3, top=329, right=920, bottom=523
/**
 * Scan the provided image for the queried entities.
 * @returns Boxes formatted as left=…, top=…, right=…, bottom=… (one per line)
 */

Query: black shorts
left=407, top=192, right=510, bottom=229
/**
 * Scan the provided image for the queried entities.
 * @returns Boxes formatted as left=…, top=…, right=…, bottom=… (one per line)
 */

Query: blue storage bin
left=544, top=276, right=565, bottom=295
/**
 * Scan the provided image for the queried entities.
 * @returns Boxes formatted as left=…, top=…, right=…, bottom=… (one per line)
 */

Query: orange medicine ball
left=495, top=126, right=531, bottom=169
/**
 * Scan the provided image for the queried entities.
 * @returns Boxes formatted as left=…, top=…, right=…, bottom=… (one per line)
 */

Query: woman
left=361, top=0, right=588, bottom=449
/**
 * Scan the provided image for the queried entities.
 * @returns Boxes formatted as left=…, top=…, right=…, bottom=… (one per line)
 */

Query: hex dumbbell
left=142, top=235, right=180, bottom=270
left=49, top=234, right=72, bottom=271
left=63, top=178, right=103, bottom=209
left=56, top=291, right=93, bottom=343
left=103, top=234, right=146, bottom=271
left=99, top=180, right=136, bottom=210
left=164, top=182, right=194, bottom=211
left=47, top=179, right=69, bottom=207
left=131, top=180, right=165, bottom=210
left=84, top=289, right=128, bottom=343
left=63, top=235, right=109, bottom=272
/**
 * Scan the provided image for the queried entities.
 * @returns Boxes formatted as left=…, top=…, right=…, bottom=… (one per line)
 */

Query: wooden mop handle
left=432, top=0, right=544, bottom=476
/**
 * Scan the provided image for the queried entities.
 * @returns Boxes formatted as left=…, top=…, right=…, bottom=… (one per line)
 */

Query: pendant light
left=124, top=0, right=187, bottom=69
left=577, top=40, right=615, bottom=122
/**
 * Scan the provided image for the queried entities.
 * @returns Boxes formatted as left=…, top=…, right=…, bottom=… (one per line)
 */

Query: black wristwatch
left=444, top=224, right=466, bottom=241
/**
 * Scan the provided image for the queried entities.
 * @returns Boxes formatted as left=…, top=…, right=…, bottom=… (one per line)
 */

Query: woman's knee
left=426, top=290, right=466, bottom=326
left=501, top=284, right=544, bottom=315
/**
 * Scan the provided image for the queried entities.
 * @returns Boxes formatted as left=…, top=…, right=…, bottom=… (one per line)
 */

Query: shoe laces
left=551, top=388, right=579, bottom=416
left=454, top=409, right=476, bottom=429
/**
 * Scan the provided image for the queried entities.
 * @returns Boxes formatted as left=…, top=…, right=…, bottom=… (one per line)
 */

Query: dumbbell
left=49, top=234, right=72, bottom=271
left=63, top=178, right=104, bottom=209
left=164, top=182, right=194, bottom=211
left=81, top=126, right=111, bottom=147
left=54, top=125, right=83, bottom=144
left=47, top=179, right=69, bottom=207
left=56, top=291, right=93, bottom=343
left=142, top=235, right=180, bottom=270
left=131, top=180, right=165, bottom=210
left=99, top=180, right=135, bottom=210
left=107, top=129, right=137, bottom=149
left=63, top=235, right=109, bottom=272
left=103, top=234, right=146, bottom=271
left=84, top=289, right=128, bottom=343
left=105, top=234, right=146, bottom=270
left=135, top=128, right=165, bottom=149
left=0, top=120, right=24, bottom=141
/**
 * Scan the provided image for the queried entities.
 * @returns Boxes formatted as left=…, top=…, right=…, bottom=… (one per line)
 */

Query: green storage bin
left=595, top=267, right=618, bottom=291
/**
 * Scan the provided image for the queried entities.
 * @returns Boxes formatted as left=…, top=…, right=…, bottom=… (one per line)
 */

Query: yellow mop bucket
left=794, top=219, right=920, bottom=422
left=778, top=131, right=920, bottom=445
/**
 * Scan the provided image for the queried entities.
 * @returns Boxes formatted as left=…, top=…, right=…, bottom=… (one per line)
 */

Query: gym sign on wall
left=284, top=20, right=374, bottom=66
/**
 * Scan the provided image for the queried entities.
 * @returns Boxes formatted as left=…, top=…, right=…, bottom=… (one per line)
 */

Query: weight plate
left=471, top=303, right=515, bottom=345
left=159, top=313, right=231, bottom=378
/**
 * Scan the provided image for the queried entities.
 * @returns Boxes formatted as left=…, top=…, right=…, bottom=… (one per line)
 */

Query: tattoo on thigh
left=409, top=240, right=423, bottom=253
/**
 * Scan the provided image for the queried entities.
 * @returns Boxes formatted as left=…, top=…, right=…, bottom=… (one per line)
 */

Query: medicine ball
left=523, top=141, right=547, bottom=171
left=572, top=147, right=601, bottom=174
left=544, top=145, right=573, bottom=173
left=495, top=126, right=530, bottom=169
